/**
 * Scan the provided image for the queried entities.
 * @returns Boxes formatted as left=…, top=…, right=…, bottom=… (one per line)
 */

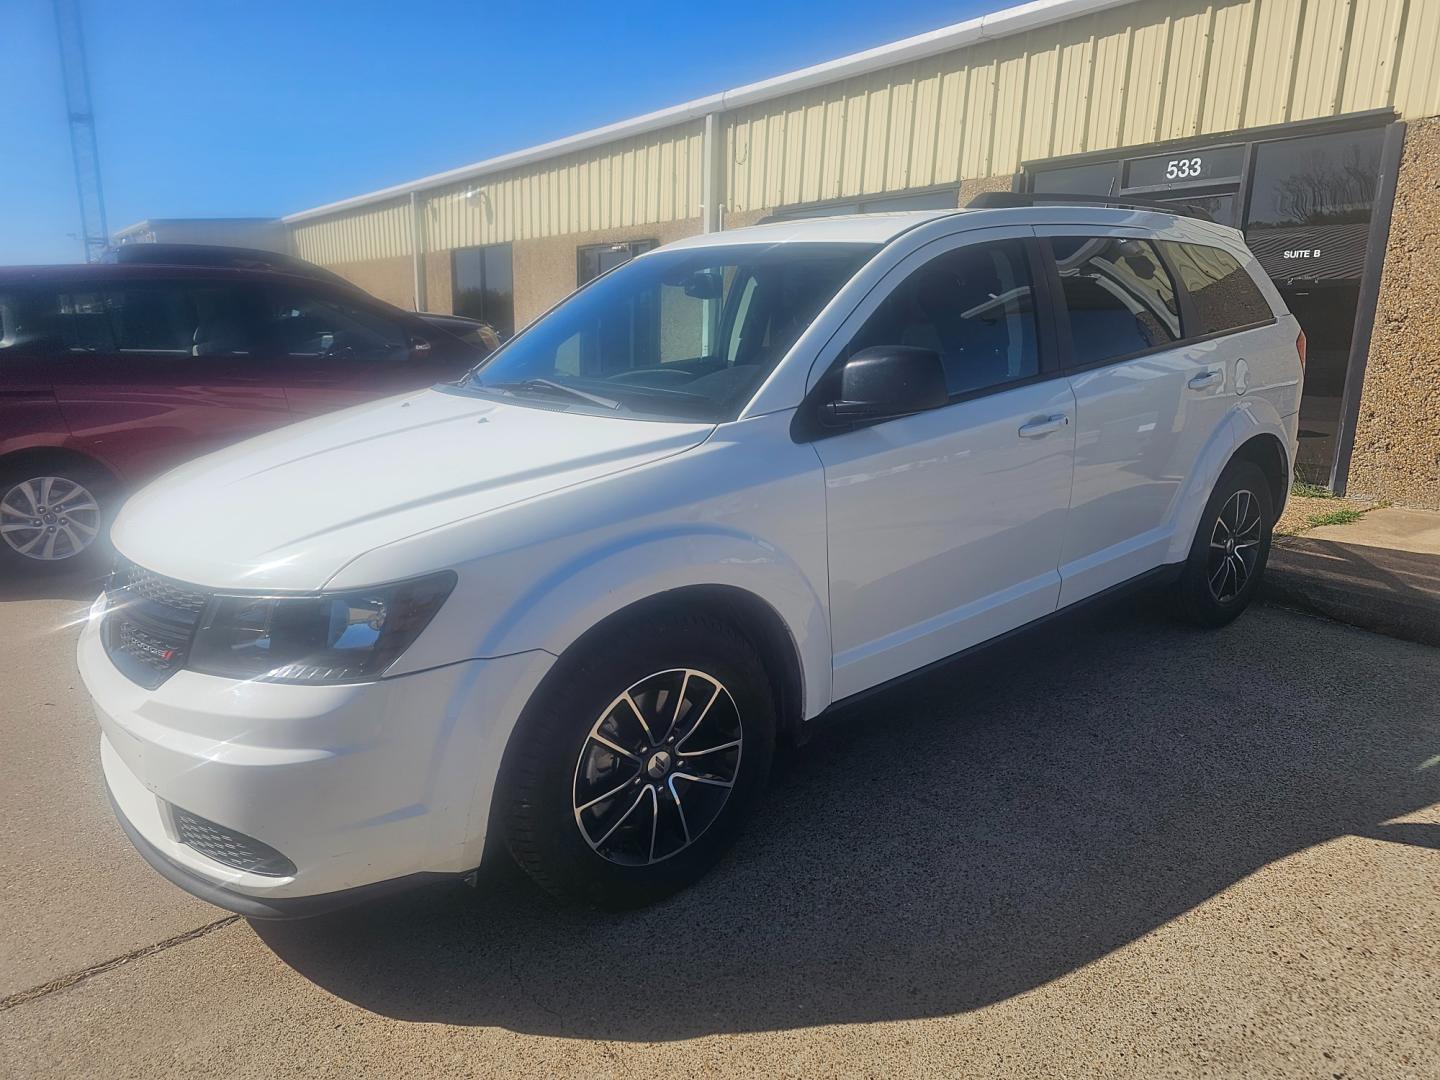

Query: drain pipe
left=410, top=190, right=427, bottom=312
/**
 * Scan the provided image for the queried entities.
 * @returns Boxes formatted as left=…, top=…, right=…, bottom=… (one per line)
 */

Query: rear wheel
left=1174, top=460, right=1274, bottom=627
left=0, top=462, right=113, bottom=573
left=500, top=611, right=776, bottom=908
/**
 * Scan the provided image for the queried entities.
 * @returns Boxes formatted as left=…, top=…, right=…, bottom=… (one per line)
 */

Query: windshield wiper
left=483, top=378, right=622, bottom=411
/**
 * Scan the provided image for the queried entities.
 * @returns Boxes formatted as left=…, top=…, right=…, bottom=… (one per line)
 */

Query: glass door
left=1243, top=126, right=1385, bottom=485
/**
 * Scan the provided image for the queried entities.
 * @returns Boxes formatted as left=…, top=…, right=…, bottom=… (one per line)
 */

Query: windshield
left=458, top=242, right=877, bottom=422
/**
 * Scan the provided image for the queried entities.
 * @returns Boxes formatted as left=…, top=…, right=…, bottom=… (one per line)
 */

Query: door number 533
left=1165, top=157, right=1204, bottom=179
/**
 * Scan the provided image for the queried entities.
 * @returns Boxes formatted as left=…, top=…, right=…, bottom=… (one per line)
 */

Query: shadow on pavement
left=1265, top=537, right=1440, bottom=647
left=248, top=598, right=1440, bottom=1040
left=0, top=562, right=107, bottom=604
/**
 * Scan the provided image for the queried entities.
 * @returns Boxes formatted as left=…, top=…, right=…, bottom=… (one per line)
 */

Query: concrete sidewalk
left=1264, top=507, right=1440, bottom=646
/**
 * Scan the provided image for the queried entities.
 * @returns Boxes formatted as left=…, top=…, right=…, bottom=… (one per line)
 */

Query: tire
left=1174, top=459, right=1274, bottom=628
left=0, top=460, right=115, bottom=574
left=499, top=610, right=776, bottom=909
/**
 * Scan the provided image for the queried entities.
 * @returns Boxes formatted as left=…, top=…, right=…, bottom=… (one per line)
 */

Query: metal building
left=276, top=0, right=1440, bottom=505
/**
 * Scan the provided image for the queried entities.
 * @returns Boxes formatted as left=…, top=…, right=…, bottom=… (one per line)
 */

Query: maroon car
left=0, top=260, right=489, bottom=570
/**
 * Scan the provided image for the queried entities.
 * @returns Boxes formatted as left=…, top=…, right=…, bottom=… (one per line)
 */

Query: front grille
left=102, top=558, right=212, bottom=688
left=171, top=806, right=296, bottom=877
left=111, top=560, right=209, bottom=614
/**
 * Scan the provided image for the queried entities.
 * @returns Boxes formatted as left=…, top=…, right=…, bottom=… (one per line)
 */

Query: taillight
left=1296, top=329, right=1307, bottom=371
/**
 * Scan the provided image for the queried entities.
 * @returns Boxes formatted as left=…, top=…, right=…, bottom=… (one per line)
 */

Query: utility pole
left=53, top=0, right=109, bottom=262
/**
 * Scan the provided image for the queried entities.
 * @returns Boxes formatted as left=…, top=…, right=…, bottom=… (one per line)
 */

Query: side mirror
left=821, top=346, right=948, bottom=427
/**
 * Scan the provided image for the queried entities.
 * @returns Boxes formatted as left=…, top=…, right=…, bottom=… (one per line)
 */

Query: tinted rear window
left=0, top=293, right=16, bottom=348
left=1050, top=236, right=1181, bottom=367
left=1162, top=242, right=1274, bottom=336
left=0, top=288, right=59, bottom=354
left=3, top=282, right=269, bottom=358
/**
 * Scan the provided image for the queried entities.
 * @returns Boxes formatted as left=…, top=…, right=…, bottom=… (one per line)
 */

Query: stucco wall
left=510, top=217, right=702, bottom=329
left=326, top=254, right=414, bottom=309
left=304, top=251, right=452, bottom=315
left=958, top=174, right=1015, bottom=204
left=423, top=251, right=453, bottom=315
left=1347, top=116, right=1440, bottom=509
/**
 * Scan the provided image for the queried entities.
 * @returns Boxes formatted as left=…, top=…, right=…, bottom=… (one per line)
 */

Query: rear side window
left=1162, top=242, right=1273, bottom=335
left=1050, top=236, right=1180, bottom=367
left=35, top=283, right=267, bottom=358
left=106, top=285, right=195, bottom=353
left=0, top=292, right=22, bottom=349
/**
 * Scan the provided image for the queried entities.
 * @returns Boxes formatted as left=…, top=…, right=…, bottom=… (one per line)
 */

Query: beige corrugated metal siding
left=424, top=121, right=703, bottom=250
left=291, top=0, right=1440, bottom=252
left=723, top=0, right=1440, bottom=213
left=291, top=123, right=703, bottom=265
left=290, top=198, right=413, bottom=265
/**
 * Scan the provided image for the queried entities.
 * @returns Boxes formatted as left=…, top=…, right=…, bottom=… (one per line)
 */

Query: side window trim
left=793, top=226, right=1068, bottom=442
left=1154, top=239, right=1202, bottom=341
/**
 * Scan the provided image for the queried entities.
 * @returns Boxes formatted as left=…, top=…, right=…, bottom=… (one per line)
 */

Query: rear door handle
left=1018, top=413, right=1070, bottom=438
left=1188, top=369, right=1223, bottom=390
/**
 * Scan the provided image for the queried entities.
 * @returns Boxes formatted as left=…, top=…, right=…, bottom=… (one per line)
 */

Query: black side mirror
left=821, top=346, right=948, bottom=427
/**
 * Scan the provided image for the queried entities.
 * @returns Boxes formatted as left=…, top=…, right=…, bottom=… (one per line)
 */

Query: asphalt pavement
left=1, top=566, right=1437, bottom=1079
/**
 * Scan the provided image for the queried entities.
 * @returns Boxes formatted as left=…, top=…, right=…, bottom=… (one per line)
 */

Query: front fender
left=482, top=526, right=833, bottom=719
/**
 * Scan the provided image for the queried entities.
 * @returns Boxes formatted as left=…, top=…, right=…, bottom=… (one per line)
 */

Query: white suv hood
left=111, top=389, right=713, bottom=591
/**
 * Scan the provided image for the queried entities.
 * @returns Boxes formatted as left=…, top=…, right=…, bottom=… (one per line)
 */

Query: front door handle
left=1018, top=413, right=1070, bottom=438
left=1188, top=369, right=1223, bottom=390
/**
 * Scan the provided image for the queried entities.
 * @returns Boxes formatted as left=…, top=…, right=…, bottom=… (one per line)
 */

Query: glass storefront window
left=1246, top=128, right=1384, bottom=229
left=1244, top=127, right=1384, bottom=283
left=452, top=243, right=514, bottom=339
left=577, top=240, right=658, bottom=286
left=1031, top=161, right=1120, bottom=195
left=1152, top=193, right=1238, bottom=228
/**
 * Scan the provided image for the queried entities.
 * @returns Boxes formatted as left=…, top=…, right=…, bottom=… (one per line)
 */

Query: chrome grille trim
left=110, top=559, right=209, bottom=614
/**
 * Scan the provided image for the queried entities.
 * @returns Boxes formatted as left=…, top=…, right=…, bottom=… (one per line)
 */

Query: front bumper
left=103, top=778, right=453, bottom=919
left=78, top=611, right=554, bottom=915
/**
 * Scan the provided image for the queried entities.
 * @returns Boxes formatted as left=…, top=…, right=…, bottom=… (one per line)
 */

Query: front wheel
left=0, top=464, right=113, bottom=573
left=1174, top=459, right=1274, bottom=627
left=499, top=611, right=776, bottom=909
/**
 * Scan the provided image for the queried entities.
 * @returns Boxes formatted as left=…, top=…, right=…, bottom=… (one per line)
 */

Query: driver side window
left=268, top=289, right=410, bottom=363
left=845, top=239, right=1040, bottom=396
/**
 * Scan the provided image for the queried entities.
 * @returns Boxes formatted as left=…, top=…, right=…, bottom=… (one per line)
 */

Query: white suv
left=80, top=204, right=1303, bottom=915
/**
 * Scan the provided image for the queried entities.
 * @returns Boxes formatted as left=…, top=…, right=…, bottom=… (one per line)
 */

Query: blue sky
left=4, top=0, right=998, bottom=265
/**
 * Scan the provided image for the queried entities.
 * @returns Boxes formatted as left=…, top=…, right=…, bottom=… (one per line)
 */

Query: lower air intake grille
left=171, top=806, right=296, bottom=877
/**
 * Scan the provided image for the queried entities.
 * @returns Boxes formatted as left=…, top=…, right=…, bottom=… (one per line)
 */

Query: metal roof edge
left=283, top=0, right=1140, bottom=226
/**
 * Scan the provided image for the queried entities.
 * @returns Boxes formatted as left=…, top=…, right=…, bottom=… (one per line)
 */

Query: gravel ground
left=1275, top=492, right=1374, bottom=537
left=2, top=569, right=1437, bottom=1079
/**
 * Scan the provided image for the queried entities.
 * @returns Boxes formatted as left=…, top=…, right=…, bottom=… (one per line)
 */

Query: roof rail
left=967, top=190, right=1216, bottom=223
left=105, top=243, right=354, bottom=287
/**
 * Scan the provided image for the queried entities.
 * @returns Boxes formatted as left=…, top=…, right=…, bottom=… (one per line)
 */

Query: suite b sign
left=1126, top=145, right=1245, bottom=189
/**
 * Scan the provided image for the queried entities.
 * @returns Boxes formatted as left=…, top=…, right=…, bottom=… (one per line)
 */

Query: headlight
left=187, top=571, right=456, bottom=684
